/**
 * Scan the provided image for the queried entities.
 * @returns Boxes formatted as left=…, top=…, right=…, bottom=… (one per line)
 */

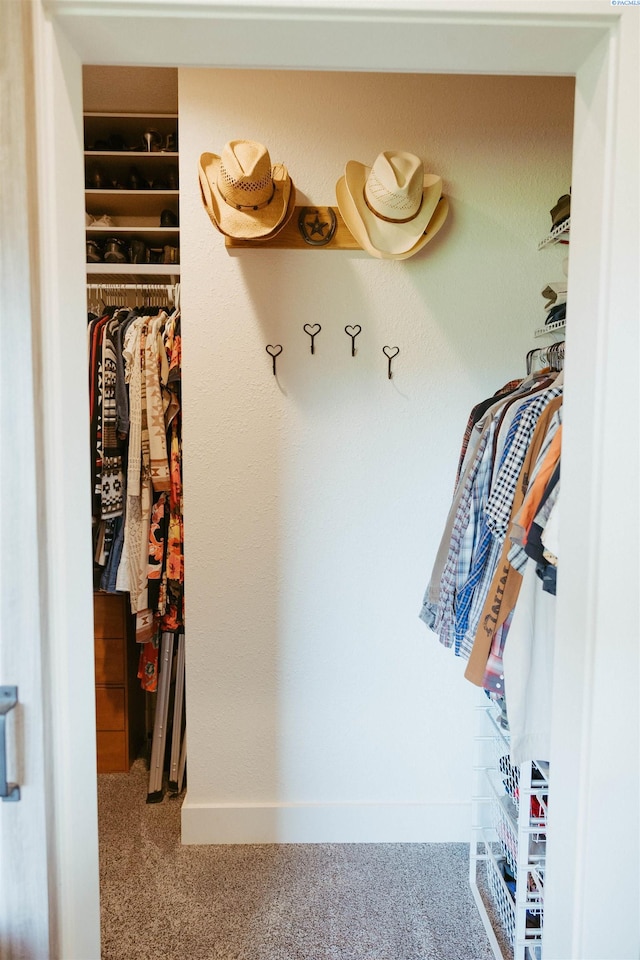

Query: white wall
left=179, top=69, right=574, bottom=843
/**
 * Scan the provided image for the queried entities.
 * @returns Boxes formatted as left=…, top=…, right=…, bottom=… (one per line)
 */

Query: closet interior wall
left=178, top=69, right=575, bottom=844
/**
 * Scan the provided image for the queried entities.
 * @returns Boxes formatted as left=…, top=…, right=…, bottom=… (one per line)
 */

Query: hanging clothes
left=420, top=354, right=563, bottom=764
left=420, top=374, right=562, bottom=652
left=463, top=400, right=563, bottom=687
left=88, top=300, right=184, bottom=693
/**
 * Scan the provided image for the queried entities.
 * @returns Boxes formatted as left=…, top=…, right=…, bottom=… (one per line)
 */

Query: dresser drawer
left=94, top=593, right=126, bottom=639
left=96, top=686, right=125, bottom=731
left=94, top=591, right=144, bottom=773
left=94, top=636, right=125, bottom=684
left=97, top=731, right=127, bottom=773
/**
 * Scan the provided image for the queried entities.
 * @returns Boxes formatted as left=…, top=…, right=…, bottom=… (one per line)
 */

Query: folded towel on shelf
left=541, top=282, right=567, bottom=309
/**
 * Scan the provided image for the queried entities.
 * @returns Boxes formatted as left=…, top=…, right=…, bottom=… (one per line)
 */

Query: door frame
left=28, top=3, right=638, bottom=959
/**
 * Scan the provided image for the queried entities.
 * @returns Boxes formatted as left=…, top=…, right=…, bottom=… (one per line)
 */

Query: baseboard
left=181, top=799, right=471, bottom=844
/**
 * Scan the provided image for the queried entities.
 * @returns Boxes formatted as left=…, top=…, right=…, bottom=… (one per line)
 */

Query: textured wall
left=179, top=69, right=574, bottom=841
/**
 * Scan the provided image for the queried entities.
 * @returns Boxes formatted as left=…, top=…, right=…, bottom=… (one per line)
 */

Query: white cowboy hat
left=336, top=151, right=445, bottom=259
left=199, top=140, right=295, bottom=240
left=388, top=194, right=450, bottom=261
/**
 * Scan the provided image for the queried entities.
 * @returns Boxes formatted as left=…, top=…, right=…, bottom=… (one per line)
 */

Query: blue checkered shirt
left=454, top=409, right=525, bottom=656
left=420, top=423, right=494, bottom=647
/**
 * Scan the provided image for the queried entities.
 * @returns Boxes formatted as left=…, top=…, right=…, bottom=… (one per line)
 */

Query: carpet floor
left=98, top=761, right=495, bottom=960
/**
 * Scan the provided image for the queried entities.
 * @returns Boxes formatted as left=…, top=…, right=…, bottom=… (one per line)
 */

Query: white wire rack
left=534, top=318, right=566, bottom=338
left=470, top=704, right=549, bottom=960
left=537, top=218, right=570, bottom=249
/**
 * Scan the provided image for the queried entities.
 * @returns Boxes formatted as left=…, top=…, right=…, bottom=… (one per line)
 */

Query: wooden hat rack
left=225, top=206, right=359, bottom=251
left=203, top=143, right=448, bottom=253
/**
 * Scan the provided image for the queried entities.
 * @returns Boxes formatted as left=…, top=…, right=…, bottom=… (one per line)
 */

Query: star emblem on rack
left=307, top=213, right=329, bottom=237
left=297, top=206, right=338, bottom=246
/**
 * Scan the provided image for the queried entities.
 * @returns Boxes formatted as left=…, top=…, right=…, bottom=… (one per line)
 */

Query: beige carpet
left=98, top=760, right=494, bottom=960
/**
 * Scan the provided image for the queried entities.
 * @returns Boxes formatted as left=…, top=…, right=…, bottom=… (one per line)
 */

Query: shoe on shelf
left=86, top=165, right=108, bottom=189
left=162, top=133, right=178, bottom=153
left=143, top=130, right=163, bottom=153
left=86, top=239, right=103, bottom=263
left=103, top=238, right=129, bottom=263
left=108, top=133, right=127, bottom=151
left=160, top=209, right=179, bottom=227
left=128, top=166, right=149, bottom=190
left=130, top=239, right=150, bottom=264
left=162, top=245, right=179, bottom=264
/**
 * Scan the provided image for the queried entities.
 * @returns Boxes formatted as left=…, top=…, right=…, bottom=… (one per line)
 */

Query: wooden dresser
left=93, top=592, right=145, bottom=773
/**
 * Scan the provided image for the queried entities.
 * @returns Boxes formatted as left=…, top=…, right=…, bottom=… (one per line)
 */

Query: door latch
left=0, top=686, right=20, bottom=802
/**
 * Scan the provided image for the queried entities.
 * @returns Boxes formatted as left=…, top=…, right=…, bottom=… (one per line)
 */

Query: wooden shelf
left=225, top=205, right=359, bottom=250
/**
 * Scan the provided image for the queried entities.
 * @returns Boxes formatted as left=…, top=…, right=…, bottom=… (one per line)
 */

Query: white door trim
left=1, top=3, right=54, bottom=954
left=30, top=5, right=103, bottom=959
left=31, top=3, right=638, bottom=959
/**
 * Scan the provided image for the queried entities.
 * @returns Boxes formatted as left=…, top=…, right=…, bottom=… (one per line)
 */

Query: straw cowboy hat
left=199, top=140, right=295, bottom=240
left=336, top=151, right=447, bottom=260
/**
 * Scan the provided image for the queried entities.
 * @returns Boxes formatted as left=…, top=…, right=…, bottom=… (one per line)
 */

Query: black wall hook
left=303, top=323, right=321, bottom=354
left=345, top=324, right=362, bottom=356
left=266, top=344, right=283, bottom=376
left=383, top=345, right=399, bottom=379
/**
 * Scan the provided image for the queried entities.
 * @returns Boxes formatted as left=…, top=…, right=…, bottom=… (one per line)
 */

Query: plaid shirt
left=485, top=386, right=563, bottom=541
left=454, top=410, right=524, bottom=657
left=455, top=380, right=523, bottom=487
left=420, top=425, right=493, bottom=647
left=422, top=382, right=561, bottom=657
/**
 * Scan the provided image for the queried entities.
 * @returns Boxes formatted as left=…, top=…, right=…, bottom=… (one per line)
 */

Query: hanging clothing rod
left=86, top=282, right=177, bottom=291
left=87, top=281, right=180, bottom=309
left=526, top=340, right=565, bottom=375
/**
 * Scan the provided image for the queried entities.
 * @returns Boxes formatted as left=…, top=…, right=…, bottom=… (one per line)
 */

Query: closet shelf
left=86, top=263, right=180, bottom=281
left=537, top=219, right=570, bottom=249
left=534, top=319, right=566, bottom=338
left=84, top=112, right=179, bottom=149
left=84, top=111, right=178, bottom=119
left=87, top=226, right=179, bottom=244
left=85, top=151, right=179, bottom=159
left=85, top=189, right=179, bottom=196
left=85, top=190, right=179, bottom=220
